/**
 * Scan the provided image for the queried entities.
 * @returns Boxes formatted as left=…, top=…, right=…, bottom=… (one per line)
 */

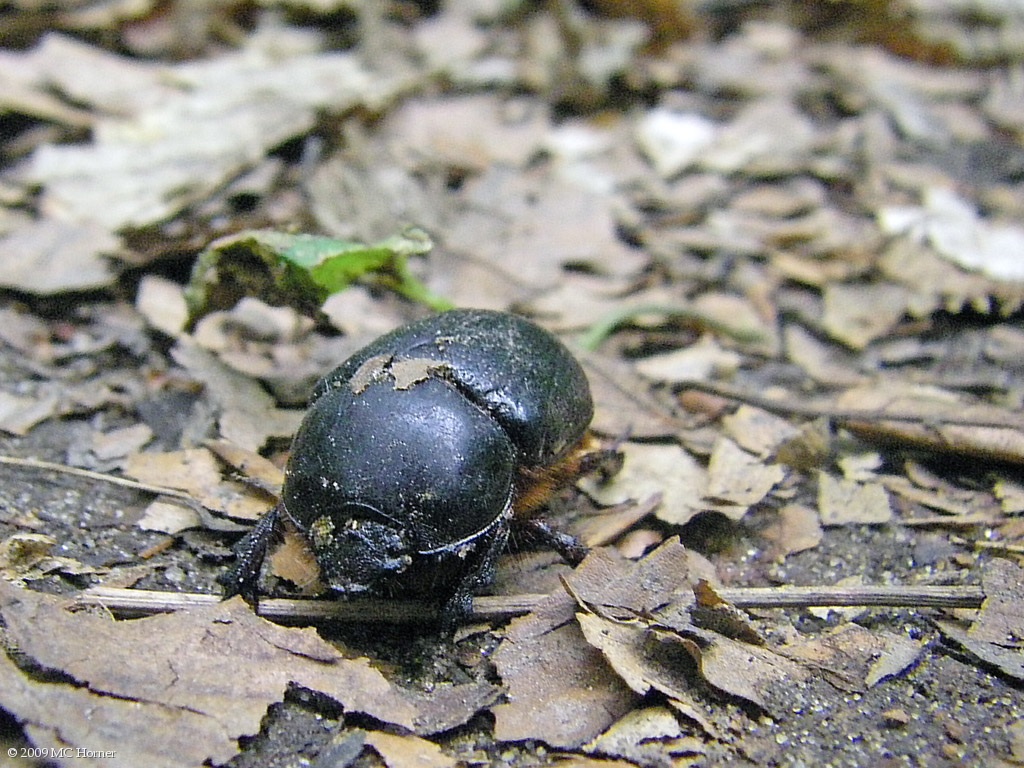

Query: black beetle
left=221, top=309, right=594, bottom=622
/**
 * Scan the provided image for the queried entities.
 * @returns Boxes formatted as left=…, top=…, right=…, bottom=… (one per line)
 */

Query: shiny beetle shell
left=222, top=309, right=594, bottom=620
left=311, top=308, right=593, bottom=467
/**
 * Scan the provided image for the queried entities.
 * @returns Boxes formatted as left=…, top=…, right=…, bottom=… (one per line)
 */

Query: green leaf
left=185, top=228, right=452, bottom=325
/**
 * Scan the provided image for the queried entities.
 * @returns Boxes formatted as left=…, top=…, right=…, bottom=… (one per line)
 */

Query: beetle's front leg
left=438, top=520, right=511, bottom=630
left=219, top=504, right=284, bottom=606
left=516, top=517, right=589, bottom=566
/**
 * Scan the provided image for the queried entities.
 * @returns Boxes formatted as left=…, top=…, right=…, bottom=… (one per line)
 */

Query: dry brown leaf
left=136, top=274, right=189, bottom=338
left=362, top=729, right=458, bottom=768
left=837, top=384, right=1024, bottom=465
left=584, top=706, right=706, bottom=766
left=761, top=503, right=823, bottom=559
left=574, top=493, right=662, bottom=549
left=821, top=281, right=913, bottom=350
left=204, top=438, right=284, bottom=495
left=491, top=544, right=724, bottom=749
left=269, top=527, right=326, bottom=595
left=577, top=613, right=695, bottom=702
left=26, top=34, right=407, bottom=232
left=0, top=219, right=119, bottom=294
left=680, top=630, right=813, bottom=717
left=580, top=351, right=691, bottom=440
left=491, top=552, right=641, bottom=748
left=880, top=240, right=1024, bottom=318
left=0, top=533, right=102, bottom=583
left=880, top=474, right=998, bottom=518
left=698, top=98, right=816, bottom=175
left=385, top=94, right=550, bottom=171
left=994, top=478, right=1024, bottom=515
left=580, top=443, right=707, bottom=529
left=689, top=291, right=778, bottom=355
left=171, top=339, right=303, bottom=452
left=444, top=167, right=646, bottom=295
left=635, top=108, right=717, bottom=177
left=935, top=558, right=1024, bottom=681
left=721, top=405, right=801, bottom=459
left=567, top=539, right=711, bottom=616
left=837, top=452, right=883, bottom=481
left=781, top=623, right=924, bottom=691
left=0, top=390, right=60, bottom=436
left=88, top=423, right=153, bottom=463
left=0, top=581, right=435, bottom=765
left=782, top=323, right=868, bottom=388
left=634, top=337, right=742, bottom=384
left=614, top=528, right=665, bottom=559
left=0, top=643, right=217, bottom=768
left=136, top=500, right=202, bottom=534
left=817, top=472, right=893, bottom=526
left=703, top=437, right=785, bottom=518
left=880, top=186, right=1024, bottom=283
left=124, top=447, right=268, bottom=522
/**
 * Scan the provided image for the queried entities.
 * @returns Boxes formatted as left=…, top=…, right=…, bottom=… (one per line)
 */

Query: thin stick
left=74, top=583, right=985, bottom=624
left=681, top=380, right=1024, bottom=431
left=715, top=585, right=984, bottom=609
left=0, top=455, right=195, bottom=501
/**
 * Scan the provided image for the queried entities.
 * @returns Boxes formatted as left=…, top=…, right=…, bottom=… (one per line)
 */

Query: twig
left=0, top=455, right=195, bottom=502
left=681, top=380, right=1024, bottom=431
left=74, top=583, right=985, bottom=624
left=715, top=584, right=983, bottom=609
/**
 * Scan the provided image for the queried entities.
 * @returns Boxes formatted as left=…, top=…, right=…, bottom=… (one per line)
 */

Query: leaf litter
left=2, top=1, right=1024, bottom=766
left=0, top=579, right=495, bottom=766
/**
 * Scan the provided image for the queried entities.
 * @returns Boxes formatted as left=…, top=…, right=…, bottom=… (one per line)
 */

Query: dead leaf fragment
left=204, top=438, right=284, bottom=495
left=836, top=384, right=1024, bottom=465
left=584, top=706, right=705, bottom=765
left=634, top=337, right=742, bottom=384
left=269, top=529, right=325, bottom=595
left=491, top=552, right=642, bottom=748
left=817, top=472, right=893, bottom=526
left=577, top=612, right=696, bottom=703
left=171, top=339, right=303, bottom=451
left=636, top=107, right=717, bottom=178
left=579, top=443, right=707, bottom=528
left=136, top=274, right=188, bottom=337
left=581, top=351, right=689, bottom=440
left=781, top=623, right=924, bottom=691
left=136, top=501, right=201, bottom=535
left=0, top=581, right=485, bottom=765
left=362, top=729, right=458, bottom=768
left=0, top=219, right=119, bottom=294
left=704, top=437, right=784, bottom=518
left=880, top=186, right=1024, bottom=282
left=0, top=642, right=217, bottom=768
left=0, top=390, right=60, bottom=435
left=124, top=447, right=268, bottom=522
left=28, top=37, right=407, bottom=231
left=822, top=281, right=912, bottom=350
left=0, top=533, right=101, bottom=583
left=89, top=422, right=153, bottom=463
left=387, top=94, right=550, bottom=171
left=721, top=405, right=801, bottom=458
left=684, top=631, right=812, bottom=717
left=936, top=558, right=1024, bottom=681
left=761, top=504, right=823, bottom=559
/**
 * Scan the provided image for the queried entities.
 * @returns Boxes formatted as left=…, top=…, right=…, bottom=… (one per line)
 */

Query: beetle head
left=306, top=504, right=413, bottom=594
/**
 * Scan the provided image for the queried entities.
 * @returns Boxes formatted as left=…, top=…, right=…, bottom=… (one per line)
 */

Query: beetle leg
left=516, top=517, right=589, bottom=566
left=438, top=520, right=511, bottom=629
left=219, top=504, right=284, bottom=606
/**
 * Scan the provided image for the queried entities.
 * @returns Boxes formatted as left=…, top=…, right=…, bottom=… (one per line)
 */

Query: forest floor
left=2, top=2, right=1024, bottom=767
